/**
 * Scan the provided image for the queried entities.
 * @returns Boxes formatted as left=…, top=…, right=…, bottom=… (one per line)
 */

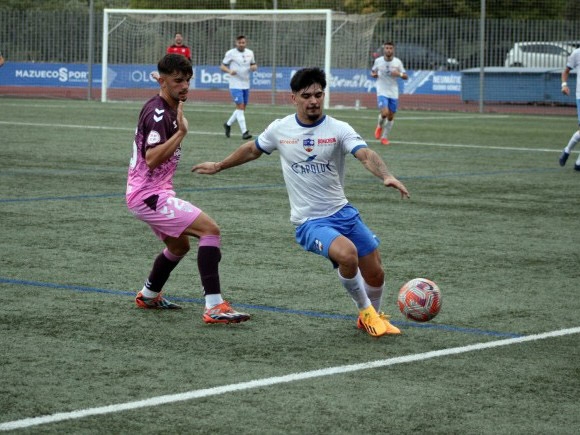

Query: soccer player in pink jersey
left=126, top=53, right=250, bottom=324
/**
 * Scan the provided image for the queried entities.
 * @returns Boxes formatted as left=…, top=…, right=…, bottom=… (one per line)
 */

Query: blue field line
left=0, top=184, right=283, bottom=204
left=0, top=276, right=523, bottom=338
left=0, top=192, right=124, bottom=203
left=0, top=166, right=560, bottom=204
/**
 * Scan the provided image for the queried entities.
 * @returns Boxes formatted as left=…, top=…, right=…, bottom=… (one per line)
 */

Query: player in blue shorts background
left=221, top=35, right=257, bottom=140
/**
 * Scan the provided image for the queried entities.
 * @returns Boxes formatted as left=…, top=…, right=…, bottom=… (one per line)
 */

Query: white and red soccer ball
left=398, top=278, right=441, bottom=322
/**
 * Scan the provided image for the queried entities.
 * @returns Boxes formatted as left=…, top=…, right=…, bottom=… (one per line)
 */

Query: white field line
left=0, top=120, right=561, bottom=152
left=1, top=326, right=579, bottom=431
left=393, top=140, right=558, bottom=153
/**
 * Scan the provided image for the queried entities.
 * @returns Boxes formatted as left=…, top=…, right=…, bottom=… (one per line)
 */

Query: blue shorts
left=377, top=96, right=398, bottom=113
left=230, top=89, right=250, bottom=106
left=295, top=204, right=380, bottom=268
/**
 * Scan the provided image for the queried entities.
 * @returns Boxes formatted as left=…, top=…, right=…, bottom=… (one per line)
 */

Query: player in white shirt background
left=559, top=47, right=580, bottom=171
left=192, top=67, right=410, bottom=338
left=371, top=41, right=408, bottom=145
left=221, top=35, right=257, bottom=140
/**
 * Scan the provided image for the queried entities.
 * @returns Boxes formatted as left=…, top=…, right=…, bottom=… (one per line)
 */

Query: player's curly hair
left=290, top=67, right=326, bottom=93
left=158, top=53, right=193, bottom=77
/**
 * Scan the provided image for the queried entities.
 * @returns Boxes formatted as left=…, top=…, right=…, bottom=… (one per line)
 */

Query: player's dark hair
left=290, top=67, right=327, bottom=93
left=384, top=41, right=395, bottom=47
left=158, top=53, right=193, bottom=77
left=236, top=35, right=246, bottom=40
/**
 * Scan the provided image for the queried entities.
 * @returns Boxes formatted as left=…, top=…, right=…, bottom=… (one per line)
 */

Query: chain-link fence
left=0, top=1, right=577, bottom=114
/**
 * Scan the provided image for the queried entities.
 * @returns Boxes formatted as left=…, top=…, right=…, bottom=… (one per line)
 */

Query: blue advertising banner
left=0, top=63, right=94, bottom=87
left=0, top=62, right=462, bottom=96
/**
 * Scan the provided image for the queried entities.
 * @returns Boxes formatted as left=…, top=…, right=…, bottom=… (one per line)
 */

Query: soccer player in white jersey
left=221, top=35, right=257, bottom=140
left=559, top=47, right=580, bottom=171
left=126, top=54, right=250, bottom=324
left=192, top=67, right=410, bottom=338
left=371, top=41, right=408, bottom=145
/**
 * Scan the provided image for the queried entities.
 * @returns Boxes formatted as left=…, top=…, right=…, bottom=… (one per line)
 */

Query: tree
left=0, top=0, right=129, bottom=12
left=397, top=0, right=569, bottom=19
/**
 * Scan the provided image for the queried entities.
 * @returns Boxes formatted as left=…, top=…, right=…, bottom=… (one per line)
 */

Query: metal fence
left=1, top=9, right=579, bottom=113
left=2, top=10, right=579, bottom=69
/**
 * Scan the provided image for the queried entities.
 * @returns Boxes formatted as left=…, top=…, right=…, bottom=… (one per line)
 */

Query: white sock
left=227, top=111, right=237, bottom=126
left=205, top=293, right=224, bottom=309
left=565, top=130, right=580, bottom=153
left=236, top=110, right=247, bottom=133
left=385, top=120, right=394, bottom=135
left=141, top=286, right=158, bottom=298
left=364, top=281, right=384, bottom=312
left=338, top=269, right=371, bottom=310
left=378, top=114, right=387, bottom=128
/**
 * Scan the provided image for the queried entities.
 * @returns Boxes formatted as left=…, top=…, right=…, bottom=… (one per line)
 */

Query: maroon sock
left=197, top=245, right=222, bottom=295
left=145, top=250, right=181, bottom=293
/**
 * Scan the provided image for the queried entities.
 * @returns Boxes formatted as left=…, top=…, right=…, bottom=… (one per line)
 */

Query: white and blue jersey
left=256, top=114, right=367, bottom=226
left=566, top=48, right=580, bottom=123
left=567, top=48, right=580, bottom=99
left=222, top=48, right=255, bottom=90
left=371, top=56, right=405, bottom=99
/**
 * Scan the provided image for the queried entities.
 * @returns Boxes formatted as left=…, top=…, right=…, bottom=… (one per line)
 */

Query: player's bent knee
left=364, top=269, right=384, bottom=287
left=333, top=250, right=359, bottom=270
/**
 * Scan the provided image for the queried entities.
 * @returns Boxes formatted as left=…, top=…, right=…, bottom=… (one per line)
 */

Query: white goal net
left=101, top=8, right=382, bottom=107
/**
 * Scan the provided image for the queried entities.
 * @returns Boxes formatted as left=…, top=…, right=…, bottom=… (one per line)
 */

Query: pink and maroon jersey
left=126, top=95, right=181, bottom=207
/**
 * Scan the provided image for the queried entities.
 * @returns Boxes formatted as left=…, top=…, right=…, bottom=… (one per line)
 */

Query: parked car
left=504, top=41, right=579, bottom=68
left=371, top=43, right=460, bottom=70
left=460, top=42, right=515, bottom=69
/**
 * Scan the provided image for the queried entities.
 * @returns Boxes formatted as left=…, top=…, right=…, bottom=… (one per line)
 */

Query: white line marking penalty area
left=1, top=327, right=579, bottom=431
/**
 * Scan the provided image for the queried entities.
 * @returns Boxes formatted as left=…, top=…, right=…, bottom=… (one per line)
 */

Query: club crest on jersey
left=303, top=138, right=315, bottom=152
left=147, top=130, right=161, bottom=145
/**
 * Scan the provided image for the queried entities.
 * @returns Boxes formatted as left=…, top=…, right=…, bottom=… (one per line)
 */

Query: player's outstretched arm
left=192, top=140, right=262, bottom=175
left=354, top=147, right=410, bottom=199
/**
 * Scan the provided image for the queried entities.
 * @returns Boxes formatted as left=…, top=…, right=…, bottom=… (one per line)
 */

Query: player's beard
left=305, top=105, right=321, bottom=121
left=172, top=90, right=188, bottom=102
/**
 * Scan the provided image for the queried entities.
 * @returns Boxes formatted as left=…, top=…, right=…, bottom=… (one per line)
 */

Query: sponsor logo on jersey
left=314, top=239, right=324, bottom=252
left=279, top=138, right=299, bottom=144
left=317, top=137, right=337, bottom=144
left=153, top=107, right=165, bottom=122
left=291, top=155, right=332, bottom=175
left=303, top=138, right=315, bottom=152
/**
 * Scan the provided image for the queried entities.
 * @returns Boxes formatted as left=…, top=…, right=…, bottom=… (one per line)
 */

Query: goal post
left=101, top=8, right=382, bottom=108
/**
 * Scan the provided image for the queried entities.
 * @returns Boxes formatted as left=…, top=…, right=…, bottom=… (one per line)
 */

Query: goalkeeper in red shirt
left=166, top=32, right=191, bottom=61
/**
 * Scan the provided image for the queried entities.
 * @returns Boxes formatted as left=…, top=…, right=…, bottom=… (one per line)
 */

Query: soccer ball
left=398, top=278, right=441, bottom=322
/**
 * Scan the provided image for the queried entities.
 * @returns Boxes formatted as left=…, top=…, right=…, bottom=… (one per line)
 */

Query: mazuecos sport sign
left=0, top=62, right=461, bottom=96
